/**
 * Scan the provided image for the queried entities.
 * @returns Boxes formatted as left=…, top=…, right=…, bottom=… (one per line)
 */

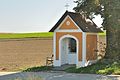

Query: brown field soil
left=0, top=38, right=53, bottom=72
left=0, top=36, right=106, bottom=72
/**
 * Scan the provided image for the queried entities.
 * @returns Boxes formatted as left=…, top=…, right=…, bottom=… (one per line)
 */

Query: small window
left=69, top=38, right=76, bottom=52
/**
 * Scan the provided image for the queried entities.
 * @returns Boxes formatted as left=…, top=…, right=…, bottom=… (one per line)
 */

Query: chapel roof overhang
left=49, top=11, right=103, bottom=33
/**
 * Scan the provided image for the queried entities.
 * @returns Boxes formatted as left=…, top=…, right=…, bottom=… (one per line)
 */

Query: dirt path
left=0, top=72, right=120, bottom=80
left=0, top=38, right=53, bottom=71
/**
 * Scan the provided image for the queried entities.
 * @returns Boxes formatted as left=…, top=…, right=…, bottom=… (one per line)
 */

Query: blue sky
left=0, top=0, right=102, bottom=33
left=0, top=0, right=76, bottom=33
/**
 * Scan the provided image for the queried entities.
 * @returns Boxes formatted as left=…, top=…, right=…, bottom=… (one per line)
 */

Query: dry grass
left=0, top=38, right=52, bottom=72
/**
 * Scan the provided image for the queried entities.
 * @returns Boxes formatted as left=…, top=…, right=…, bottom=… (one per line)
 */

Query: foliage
left=23, top=66, right=52, bottom=72
left=65, top=61, right=120, bottom=75
left=0, top=32, right=53, bottom=39
left=74, top=0, right=120, bottom=63
left=73, top=0, right=104, bottom=18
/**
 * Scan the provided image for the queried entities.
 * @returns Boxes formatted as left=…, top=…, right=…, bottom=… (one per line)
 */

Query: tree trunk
left=104, top=0, right=120, bottom=61
left=73, top=0, right=120, bottom=62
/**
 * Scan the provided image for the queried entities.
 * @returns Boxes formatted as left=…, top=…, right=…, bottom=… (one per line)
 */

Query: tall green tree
left=74, top=0, right=120, bottom=62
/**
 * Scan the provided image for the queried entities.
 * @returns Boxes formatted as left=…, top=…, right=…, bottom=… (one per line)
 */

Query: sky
left=0, top=0, right=103, bottom=33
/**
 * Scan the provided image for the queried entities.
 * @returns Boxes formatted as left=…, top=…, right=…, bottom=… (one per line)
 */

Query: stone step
left=52, top=64, right=76, bottom=71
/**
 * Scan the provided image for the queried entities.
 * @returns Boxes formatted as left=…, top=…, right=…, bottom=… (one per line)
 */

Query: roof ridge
left=67, top=11, right=81, bottom=14
left=49, top=11, right=103, bottom=33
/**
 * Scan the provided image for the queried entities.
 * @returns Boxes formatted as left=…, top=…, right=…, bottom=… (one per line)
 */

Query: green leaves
left=73, top=0, right=103, bottom=16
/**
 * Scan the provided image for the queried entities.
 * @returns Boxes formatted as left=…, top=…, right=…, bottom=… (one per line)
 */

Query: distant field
left=0, top=32, right=53, bottom=39
left=0, top=31, right=106, bottom=39
left=98, top=31, right=106, bottom=36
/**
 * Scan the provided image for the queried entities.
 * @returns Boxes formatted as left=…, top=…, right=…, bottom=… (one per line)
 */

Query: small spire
left=65, top=3, right=69, bottom=10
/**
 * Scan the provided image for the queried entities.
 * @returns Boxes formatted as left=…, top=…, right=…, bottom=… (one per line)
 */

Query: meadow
left=0, top=32, right=53, bottom=39
left=98, top=30, right=106, bottom=36
left=0, top=31, right=106, bottom=39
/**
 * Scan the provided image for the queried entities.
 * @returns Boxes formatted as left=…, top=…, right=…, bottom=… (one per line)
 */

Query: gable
left=58, top=16, right=79, bottom=30
left=49, top=11, right=102, bottom=33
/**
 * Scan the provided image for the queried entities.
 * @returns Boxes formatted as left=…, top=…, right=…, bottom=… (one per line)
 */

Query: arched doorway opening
left=59, top=35, right=78, bottom=65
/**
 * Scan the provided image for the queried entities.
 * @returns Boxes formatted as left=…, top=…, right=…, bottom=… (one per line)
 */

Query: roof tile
left=49, top=11, right=103, bottom=33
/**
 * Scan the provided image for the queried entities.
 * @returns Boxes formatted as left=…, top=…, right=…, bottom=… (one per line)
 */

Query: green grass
left=0, top=31, right=105, bottom=39
left=22, top=61, right=120, bottom=75
left=99, top=30, right=106, bottom=36
left=65, top=61, right=120, bottom=75
left=23, top=66, right=52, bottom=72
left=0, top=32, right=53, bottom=39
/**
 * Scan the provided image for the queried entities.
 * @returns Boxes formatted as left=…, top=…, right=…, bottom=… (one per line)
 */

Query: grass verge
left=22, top=61, right=120, bottom=75
left=0, top=32, right=53, bottom=39
left=65, top=61, right=120, bottom=75
left=23, top=66, right=52, bottom=72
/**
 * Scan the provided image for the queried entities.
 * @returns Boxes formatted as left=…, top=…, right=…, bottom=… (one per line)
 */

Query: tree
left=73, top=0, right=120, bottom=62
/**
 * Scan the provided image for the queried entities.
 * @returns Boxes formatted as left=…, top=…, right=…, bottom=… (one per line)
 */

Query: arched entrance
left=59, top=35, right=78, bottom=65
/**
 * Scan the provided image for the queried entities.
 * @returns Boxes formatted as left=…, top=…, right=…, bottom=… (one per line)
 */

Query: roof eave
left=49, top=11, right=69, bottom=32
